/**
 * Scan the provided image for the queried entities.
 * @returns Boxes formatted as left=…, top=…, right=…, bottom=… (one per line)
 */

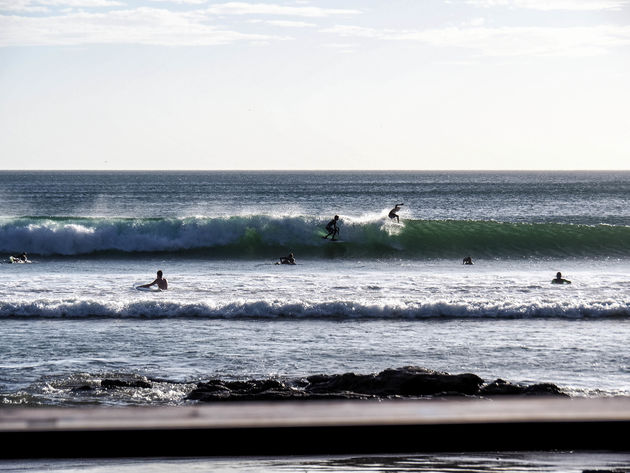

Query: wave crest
left=1, top=216, right=629, bottom=258
left=1, top=299, right=628, bottom=319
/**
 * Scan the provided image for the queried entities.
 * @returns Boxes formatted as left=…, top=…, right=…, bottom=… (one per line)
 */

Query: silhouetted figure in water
left=278, top=253, right=296, bottom=265
left=388, top=203, right=404, bottom=223
left=138, top=270, right=168, bottom=290
left=551, top=272, right=571, bottom=284
left=463, top=256, right=473, bottom=265
left=323, top=215, right=340, bottom=241
left=13, top=252, right=28, bottom=262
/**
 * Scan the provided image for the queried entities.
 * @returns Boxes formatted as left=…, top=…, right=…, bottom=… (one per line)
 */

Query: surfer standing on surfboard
left=137, top=270, right=168, bottom=290
left=388, top=203, right=404, bottom=223
left=322, top=215, right=340, bottom=241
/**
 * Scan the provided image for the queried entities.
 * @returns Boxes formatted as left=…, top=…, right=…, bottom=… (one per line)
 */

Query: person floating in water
left=277, top=253, right=296, bottom=265
left=462, top=256, right=473, bottom=265
left=551, top=272, right=571, bottom=284
left=138, top=270, right=168, bottom=290
left=322, top=215, right=340, bottom=241
left=388, top=203, right=404, bottom=223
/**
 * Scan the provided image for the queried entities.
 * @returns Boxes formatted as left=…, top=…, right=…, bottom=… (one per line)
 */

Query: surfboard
left=135, top=286, right=162, bottom=292
left=9, top=256, right=31, bottom=264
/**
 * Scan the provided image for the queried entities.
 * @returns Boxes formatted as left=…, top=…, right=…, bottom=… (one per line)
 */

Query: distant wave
left=1, top=299, right=628, bottom=319
left=1, top=216, right=630, bottom=258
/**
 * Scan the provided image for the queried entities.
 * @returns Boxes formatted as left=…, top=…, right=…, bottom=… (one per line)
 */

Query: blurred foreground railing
left=1, top=397, right=629, bottom=458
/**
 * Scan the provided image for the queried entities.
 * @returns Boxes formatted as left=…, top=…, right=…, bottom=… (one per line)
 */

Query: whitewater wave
left=1, top=216, right=630, bottom=258
left=1, top=299, right=628, bottom=319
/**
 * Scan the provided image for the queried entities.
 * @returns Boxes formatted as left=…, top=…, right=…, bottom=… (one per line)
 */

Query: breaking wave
left=1, top=215, right=630, bottom=258
left=1, top=299, right=628, bottom=319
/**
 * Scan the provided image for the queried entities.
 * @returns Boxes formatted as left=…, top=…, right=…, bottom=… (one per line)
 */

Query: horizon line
left=2, top=169, right=630, bottom=172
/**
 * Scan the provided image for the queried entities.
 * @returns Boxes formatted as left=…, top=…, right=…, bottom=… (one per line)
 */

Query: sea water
left=1, top=171, right=629, bottom=408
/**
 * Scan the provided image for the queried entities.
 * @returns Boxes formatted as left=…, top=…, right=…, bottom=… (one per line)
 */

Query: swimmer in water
left=551, top=272, right=571, bottom=284
left=138, top=270, right=168, bottom=290
left=462, top=256, right=473, bottom=265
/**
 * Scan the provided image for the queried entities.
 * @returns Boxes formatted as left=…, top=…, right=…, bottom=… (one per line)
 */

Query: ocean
left=1, top=171, right=629, bottom=470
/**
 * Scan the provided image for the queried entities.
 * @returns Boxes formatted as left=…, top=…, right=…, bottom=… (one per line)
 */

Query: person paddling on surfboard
left=10, top=252, right=28, bottom=263
left=138, top=270, right=168, bottom=290
left=322, top=215, right=340, bottom=241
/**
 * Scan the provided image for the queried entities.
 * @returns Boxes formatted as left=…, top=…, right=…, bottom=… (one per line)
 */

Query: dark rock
left=523, top=383, right=567, bottom=396
left=186, top=367, right=568, bottom=403
left=479, top=379, right=524, bottom=395
left=480, top=379, right=566, bottom=397
left=187, top=367, right=484, bottom=402
left=224, top=379, right=287, bottom=394
left=186, top=378, right=297, bottom=402
left=583, top=470, right=629, bottom=473
left=101, top=379, right=152, bottom=389
left=306, top=366, right=483, bottom=396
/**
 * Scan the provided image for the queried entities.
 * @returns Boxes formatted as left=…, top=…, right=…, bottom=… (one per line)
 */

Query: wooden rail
left=1, top=397, right=629, bottom=458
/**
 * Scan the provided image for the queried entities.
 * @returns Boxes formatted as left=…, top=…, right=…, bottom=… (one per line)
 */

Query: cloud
left=202, top=2, right=361, bottom=17
left=461, top=0, right=630, bottom=11
left=148, top=0, right=208, bottom=4
left=247, top=18, right=316, bottom=27
left=0, top=0, right=124, bottom=11
left=0, top=7, right=288, bottom=46
left=322, top=24, right=630, bottom=57
left=264, top=19, right=316, bottom=27
left=144, top=1, right=361, bottom=16
left=322, top=42, right=358, bottom=53
left=0, top=0, right=359, bottom=46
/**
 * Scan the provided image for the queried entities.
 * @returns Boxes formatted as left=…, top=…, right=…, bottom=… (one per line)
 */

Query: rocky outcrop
left=186, top=366, right=566, bottom=402
left=100, top=379, right=152, bottom=389
left=305, top=366, right=483, bottom=396
left=479, top=378, right=567, bottom=396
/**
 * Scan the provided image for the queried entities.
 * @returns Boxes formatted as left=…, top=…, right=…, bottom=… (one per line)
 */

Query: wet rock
left=187, top=367, right=483, bottom=402
left=186, top=367, right=568, bottom=402
left=306, top=366, right=484, bottom=397
left=480, top=379, right=566, bottom=396
left=522, top=383, right=567, bottom=396
left=101, top=379, right=152, bottom=389
left=186, top=378, right=299, bottom=402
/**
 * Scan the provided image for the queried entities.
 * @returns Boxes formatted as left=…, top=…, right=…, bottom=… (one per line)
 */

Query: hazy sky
left=1, top=0, right=629, bottom=170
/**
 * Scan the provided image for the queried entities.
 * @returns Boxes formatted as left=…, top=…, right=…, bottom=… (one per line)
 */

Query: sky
left=1, top=0, right=629, bottom=170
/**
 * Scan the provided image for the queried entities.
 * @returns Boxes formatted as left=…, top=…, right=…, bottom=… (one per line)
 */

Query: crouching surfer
left=388, top=203, right=404, bottom=223
left=138, top=270, right=168, bottom=290
left=322, top=215, right=340, bottom=241
left=551, top=272, right=571, bottom=284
